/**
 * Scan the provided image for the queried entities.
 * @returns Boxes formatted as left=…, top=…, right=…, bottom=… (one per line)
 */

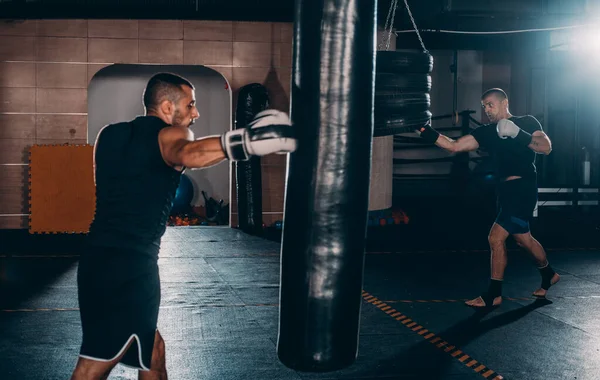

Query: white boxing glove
left=221, top=109, right=297, bottom=161
left=496, top=119, right=520, bottom=139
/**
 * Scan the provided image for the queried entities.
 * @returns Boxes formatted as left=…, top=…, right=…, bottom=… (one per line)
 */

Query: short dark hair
left=143, top=73, right=194, bottom=111
left=481, top=88, right=508, bottom=101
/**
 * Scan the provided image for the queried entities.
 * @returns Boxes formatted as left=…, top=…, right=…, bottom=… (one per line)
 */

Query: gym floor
left=2, top=222, right=600, bottom=380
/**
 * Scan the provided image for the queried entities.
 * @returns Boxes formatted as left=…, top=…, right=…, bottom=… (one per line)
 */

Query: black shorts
left=495, top=177, right=538, bottom=235
left=77, top=245, right=160, bottom=370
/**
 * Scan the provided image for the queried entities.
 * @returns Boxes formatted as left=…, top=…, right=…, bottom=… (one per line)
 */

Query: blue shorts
left=495, top=177, right=537, bottom=235
left=495, top=209, right=530, bottom=234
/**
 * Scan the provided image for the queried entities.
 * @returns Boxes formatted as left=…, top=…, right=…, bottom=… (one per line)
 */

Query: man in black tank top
left=71, top=73, right=298, bottom=379
left=414, top=88, right=560, bottom=309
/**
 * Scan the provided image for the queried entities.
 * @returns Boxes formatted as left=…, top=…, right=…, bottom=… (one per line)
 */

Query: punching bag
left=234, top=83, right=269, bottom=235
left=277, top=0, right=377, bottom=372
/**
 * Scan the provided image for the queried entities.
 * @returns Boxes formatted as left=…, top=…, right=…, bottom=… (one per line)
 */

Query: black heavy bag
left=277, top=0, right=376, bottom=372
left=234, top=83, right=269, bottom=235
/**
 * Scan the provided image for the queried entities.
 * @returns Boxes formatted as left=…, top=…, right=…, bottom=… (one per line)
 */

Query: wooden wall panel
left=0, top=216, right=28, bottom=229
left=36, top=115, right=87, bottom=140
left=233, top=42, right=273, bottom=67
left=36, top=37, right=88, bottom=62
left=183, top=21, right=233, bottom=41
left=0, top=166, right=28, bottom=187
left=0, top=36, right=35, bottom=61
left=0, top=63, right=36, bottom=88
left=0, top=188, right=27, bottom=214
left=87, top=20, right=138, bottom=39
left=36, top=63, right=88, bottom=89
left=0, top=88, right=36, bottom=113
left=0, top=20, right=37, bottom=36
left=36, top=89, right=87, bottom=113
left=261, top=166, right=286, bottom=213
left=139, top=20, right=183, bottom=40
left=183, top=41, right=233, bottom=66
left=0, top=139, right=34, bottom=163
left=0, top=115, right=36, bottom=139
left=233, top=22, right=273, bottom=42
left=36, top=20, right=88, bottom=38
left=35, top=63, right=88, bottom=89
left=139, top=40, right=184, bottom=64
left=88, top=38, right=139, bottom=63
left=0, top=165, right=28, bottom=216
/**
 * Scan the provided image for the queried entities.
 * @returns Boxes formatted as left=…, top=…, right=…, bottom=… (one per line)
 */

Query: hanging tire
left=376, top=51, right=433, bottom=74
left=376, top=73, right=432, bottom=93
left=374, top=111, right=432, bottom=137
left=375, top=92, right=430, bottom=116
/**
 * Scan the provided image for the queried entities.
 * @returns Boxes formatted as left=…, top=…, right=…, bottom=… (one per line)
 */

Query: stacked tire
left=374, top=51, right=434, bottom=137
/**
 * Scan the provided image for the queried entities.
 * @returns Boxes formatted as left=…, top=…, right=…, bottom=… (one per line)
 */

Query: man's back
left=88, top=115, right=182, bottom=256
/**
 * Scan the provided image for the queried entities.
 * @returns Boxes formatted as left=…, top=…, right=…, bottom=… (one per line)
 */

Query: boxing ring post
left=277, top=0, right=377, bottom=372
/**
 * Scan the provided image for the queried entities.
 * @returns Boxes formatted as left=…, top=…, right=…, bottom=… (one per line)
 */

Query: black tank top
left=87, top=116, right=182, bottom=256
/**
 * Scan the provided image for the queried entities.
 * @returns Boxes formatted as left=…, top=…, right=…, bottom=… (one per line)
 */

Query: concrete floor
left=2, top=226, right=600, bottom=379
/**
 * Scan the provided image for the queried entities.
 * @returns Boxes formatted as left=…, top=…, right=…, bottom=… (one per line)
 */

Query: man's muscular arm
left=529, top=130, right=552, bottom=155
left=159, top=109, right=297, bottom=170
left=497, top=119, right=552, bottom=155
left=417, top=123, right=480, bottom=153
left=435, top=134, right=480, bottom=153
left=159, top=127, right=226, bottom=169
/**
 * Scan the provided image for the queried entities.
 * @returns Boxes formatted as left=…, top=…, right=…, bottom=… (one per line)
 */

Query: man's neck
left=146, top=111, right=169, bottom=125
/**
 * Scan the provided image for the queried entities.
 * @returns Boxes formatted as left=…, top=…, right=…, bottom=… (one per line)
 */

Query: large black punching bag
left=234, top=84, right=269, bottom=235
left=277, top=0, right=377, bottom=372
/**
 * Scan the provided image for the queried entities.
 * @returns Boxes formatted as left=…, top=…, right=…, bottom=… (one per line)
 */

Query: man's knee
left=154, top=331, right=165, bottom=355
left=488, top=222, right=510, bottom=247
left=514, top=233, right=534, bottom=248
left=150, top=331, right=166, bottom=370
left=488, top=231, right=507, bottom=248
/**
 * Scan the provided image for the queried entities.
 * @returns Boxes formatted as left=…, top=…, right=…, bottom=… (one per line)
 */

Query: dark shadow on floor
left=354, top=299, right=551, bottom=379
left=0, top=257, right=78, bottom=310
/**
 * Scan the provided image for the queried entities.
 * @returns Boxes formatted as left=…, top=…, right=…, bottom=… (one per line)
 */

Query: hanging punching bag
left=234, top=83, right=270, bottom=235
left=277, top=0, right=377, bottom=372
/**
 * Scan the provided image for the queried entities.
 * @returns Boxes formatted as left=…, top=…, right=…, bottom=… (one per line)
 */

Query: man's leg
left=513, top=232, right=560, bottom=297
left=70, top=339, right=134, bottom=380
left=139, top=330, right=168, bottom=380
left=465, top=223, right=509, bottom=307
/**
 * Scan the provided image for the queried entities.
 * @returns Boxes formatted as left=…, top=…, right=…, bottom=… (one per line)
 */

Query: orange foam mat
left=28, top=144, right=96, bottom=234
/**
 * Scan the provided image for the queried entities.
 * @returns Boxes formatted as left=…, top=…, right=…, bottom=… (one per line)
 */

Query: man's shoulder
left=511, top=114, right=539, bottom=122
left=511, top=115, right=542, bottom=131
left=103, top=116, right=163, bottom=134
left=104, top=120, right=132, bottom=129
left=159, top=125, right=194, bottom=141
left=99, top=120, right=132, bottom=137
left=472, top=122, right=496, bottom=133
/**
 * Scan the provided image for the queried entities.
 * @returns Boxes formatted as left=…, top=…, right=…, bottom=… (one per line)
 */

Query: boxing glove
left=221, top=109, right=297, bottom=161
left=497, top=118, right=532, bottom=146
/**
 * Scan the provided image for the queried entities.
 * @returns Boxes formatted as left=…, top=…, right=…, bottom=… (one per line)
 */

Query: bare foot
left=532, top=273, right=561, bottom=298
left=465, top=296, right=502, bottom=308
